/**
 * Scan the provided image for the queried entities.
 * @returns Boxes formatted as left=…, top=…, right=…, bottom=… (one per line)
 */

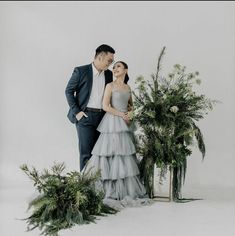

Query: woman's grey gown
left=83, top=88, right=151, bottom=209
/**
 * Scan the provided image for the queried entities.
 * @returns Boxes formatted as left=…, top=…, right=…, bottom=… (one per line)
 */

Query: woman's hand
left=120, top=112, right=131, bottom=125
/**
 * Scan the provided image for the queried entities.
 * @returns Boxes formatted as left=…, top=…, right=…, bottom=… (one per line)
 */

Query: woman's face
left=112, top=62, right=127, bottom=78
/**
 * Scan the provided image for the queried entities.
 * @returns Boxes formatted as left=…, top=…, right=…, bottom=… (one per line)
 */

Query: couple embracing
left=65, top=44, right=151, bottom=209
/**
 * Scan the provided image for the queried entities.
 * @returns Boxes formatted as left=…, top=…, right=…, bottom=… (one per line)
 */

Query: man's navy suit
left=65, top=63, right=113, bottom=170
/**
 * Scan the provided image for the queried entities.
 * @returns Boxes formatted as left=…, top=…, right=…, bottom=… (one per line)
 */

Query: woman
left=83, top=61, right=151, bottom=209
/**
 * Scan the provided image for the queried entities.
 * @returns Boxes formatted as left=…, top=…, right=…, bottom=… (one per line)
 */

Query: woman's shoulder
left=105, top=82, right=114, bottom=92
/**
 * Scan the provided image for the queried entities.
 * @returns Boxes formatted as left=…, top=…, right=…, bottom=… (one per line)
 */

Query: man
left=65, top=44, right=115, bottom=171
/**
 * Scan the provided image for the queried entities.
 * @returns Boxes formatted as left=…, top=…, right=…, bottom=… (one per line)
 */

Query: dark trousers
left=75, top=110, right=105, bottom=171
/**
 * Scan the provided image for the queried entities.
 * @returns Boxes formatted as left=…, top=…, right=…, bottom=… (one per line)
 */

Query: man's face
left=99, top=52, right=114, bottom=70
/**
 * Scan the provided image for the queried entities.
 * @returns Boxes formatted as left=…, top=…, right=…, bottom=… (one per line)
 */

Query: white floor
left=0, top=184, right=235, bottom=236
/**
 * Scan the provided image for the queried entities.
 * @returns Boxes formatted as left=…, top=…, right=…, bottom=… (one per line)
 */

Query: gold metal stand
left=153, top=166, right=172, bottom=202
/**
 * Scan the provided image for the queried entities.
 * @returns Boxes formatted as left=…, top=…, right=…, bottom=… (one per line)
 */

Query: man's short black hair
left=95, top=44, right=115, bottom=57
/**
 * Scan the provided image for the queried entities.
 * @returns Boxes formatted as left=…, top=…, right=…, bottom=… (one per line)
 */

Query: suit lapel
left=87, top=63, right=93, bottom=98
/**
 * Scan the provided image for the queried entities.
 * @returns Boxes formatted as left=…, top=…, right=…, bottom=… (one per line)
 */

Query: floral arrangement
left=20, top=163, right=117, bottom=236
left=131, top=47, right=218, bottom=200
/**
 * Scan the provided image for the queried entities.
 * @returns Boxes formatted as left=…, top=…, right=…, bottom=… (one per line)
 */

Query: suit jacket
left=65, top=63, right=113, bottom=123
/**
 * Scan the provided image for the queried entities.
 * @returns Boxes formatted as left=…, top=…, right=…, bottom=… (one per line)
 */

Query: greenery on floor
left=20, top=163, right=117, bottom=236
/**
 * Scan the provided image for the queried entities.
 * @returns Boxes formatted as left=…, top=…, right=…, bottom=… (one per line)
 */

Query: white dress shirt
left=86, top=63, right=105, bottom=109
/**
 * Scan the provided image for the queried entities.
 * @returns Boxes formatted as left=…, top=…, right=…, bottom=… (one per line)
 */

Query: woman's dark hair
left=114, top=61, right=129, bottom=84
left=95, top=44, right=115, bottom=57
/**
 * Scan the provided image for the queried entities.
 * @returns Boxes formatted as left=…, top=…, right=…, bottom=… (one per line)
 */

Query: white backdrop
left=1, top=2, right=235, bottom=194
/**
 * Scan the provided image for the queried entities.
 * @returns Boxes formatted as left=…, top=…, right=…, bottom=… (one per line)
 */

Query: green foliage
left=132, top=47, right=218, bottom=200
left=20, top=163, right=117, bottom=236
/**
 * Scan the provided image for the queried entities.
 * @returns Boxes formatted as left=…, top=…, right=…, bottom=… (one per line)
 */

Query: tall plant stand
left=153, top=166, right=173, bottom=202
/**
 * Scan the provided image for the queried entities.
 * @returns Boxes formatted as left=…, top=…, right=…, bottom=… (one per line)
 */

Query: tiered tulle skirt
left=83, top=113, right=152, bottom=209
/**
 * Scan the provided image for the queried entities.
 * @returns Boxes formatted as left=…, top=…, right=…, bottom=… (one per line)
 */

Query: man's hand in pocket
left=75, top=111, right=88, bottom=121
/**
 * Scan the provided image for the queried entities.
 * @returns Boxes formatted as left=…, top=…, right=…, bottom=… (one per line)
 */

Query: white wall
left=1, top=2, right=235, bottom=191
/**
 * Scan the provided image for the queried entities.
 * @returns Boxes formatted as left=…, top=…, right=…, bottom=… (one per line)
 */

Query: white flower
left=157, top=127, right=163, bottom=132
left=188, top=90, right=195, bottom=96
left=170, top=106, right=179, bottom=113
left=172, top=85, right=179, bottom=91
left=163, top=94, right=167, bottom=99
left=127, top=111, right=134, bottom=120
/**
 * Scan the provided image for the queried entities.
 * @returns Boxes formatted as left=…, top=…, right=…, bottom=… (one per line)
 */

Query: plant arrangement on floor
left=20, top=163, right=117, bottom=236
left=131, top=46, right=218, bottom=201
